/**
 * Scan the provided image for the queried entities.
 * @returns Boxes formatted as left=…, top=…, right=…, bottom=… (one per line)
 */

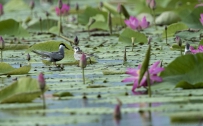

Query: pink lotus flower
left=122, top=61, right=164, bottom=91
left=190, top=45, right=203, bottom=54
left=55, top=4, right=70, bottom=16
left=200, top=14, right=203, bottom=25
left=195, top=3, right=203, bottom=8
left=125, top=16, right=149, bottom=31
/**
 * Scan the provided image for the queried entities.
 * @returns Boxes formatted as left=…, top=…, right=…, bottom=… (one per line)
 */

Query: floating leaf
left=162, top=22, right=188, bottom=38
left=28, top=19, right=58, bottom=32
left=152, top=53, right=203, bottom=90
left=78, top=6, right=107, bottom=25
left=4, top=44, right=29, bottom=50
left=119, top=28, right=147, bottom=44
left=0, top=63, right=31, bottom=75
left=0, top=77, right=41, bottom=103
left=0, top=19, right=30, bottom=37
left=182, top=6, right=203, bottom=28
left=138, top=45, right=151, bottom=85
left=4, top=0, right=29, bottom=12
left=156, top=11, right=181, bottom=25
left=53, top=92, right=73, bottom=97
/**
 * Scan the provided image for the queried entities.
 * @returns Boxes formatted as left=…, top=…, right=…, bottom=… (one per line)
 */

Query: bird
left=184, top=43, right=192, bottom=55
left=32, top=43, right=69, bottom=66
left=73, top=46, right=93, bottom=63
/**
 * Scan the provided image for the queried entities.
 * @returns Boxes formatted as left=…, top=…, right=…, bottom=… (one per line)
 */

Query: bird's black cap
left=59, top=43, right=69, bottom=49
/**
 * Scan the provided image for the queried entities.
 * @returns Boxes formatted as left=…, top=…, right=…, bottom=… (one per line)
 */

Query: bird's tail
left=32, top=50, right=43, bottom=55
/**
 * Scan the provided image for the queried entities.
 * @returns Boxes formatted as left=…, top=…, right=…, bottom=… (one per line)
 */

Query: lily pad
left=162, top=22, right=188, bottom=38
left=156, top=11, right=181, bottom=25
left=28, top=19, right=58, bottom=32
left=0, top=19, right=30, bottom=37
left=152, top=53, right=203, bottom=90
left=4, top=0, right=29, bottom=12
left=78, top=6, right=108, bottom=25
left=0, top=77, right=42, bottom=103
left=53, top=91, right=73, bottom=97
left=0, top=62, right=31, bottom=75
left=119, top=28, right=147, bottom=44
left=182, top=6, right=203, bottom=29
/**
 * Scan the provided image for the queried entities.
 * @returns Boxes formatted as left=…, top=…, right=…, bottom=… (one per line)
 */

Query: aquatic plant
left=122, top=61, right=164, bottom=91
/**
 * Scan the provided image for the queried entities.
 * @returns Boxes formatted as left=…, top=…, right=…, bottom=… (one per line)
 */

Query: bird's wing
left=50, top=52, right=64, bottom=61
left=32, top=50, right=51, bottom=58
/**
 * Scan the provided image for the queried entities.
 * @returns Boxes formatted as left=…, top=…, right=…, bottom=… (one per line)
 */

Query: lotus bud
left=30, top=0, right=35, bottom=10
left=117, top=3, right=122, bottom=14
left=0, top=3, right=4, bottom=16
left=74, top=36, right=79, bottom=46
left=175, top=36, right=182, bottom=47
left=146, top=0, right=151, bottom=6
left=113, top=105, right=121, bottom=119
left=75, top=3, right=79, bottom=11
left=149, top=0, right=156, bottom=10
left=80, top=53, right=87, bottom=68
left=100, top=2, right=103, bottom=9
left=58, top=0, right=63, bottom=9
left=0, top=36, right=4, bottom=49
left=27, top=53, right=31, bottom=61
left=46, top=11, right=50, bottom=17
left=131, top=37, right=135, bottom=51
left=38, top=72, right=46, bottom=91
left=148, top=36, right=152, bottom=45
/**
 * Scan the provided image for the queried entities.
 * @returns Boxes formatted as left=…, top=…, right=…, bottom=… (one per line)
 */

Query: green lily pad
left=4, top=44, right=29, bottom=50
left=152, top=53, right=203, bottom=90
left=119, top=28, right=147, bottom=44
left=0, top=19, right=30, bottom=37
left=78, top=6, right=107, bottom=25
left=0, top=77, right=42, bottom=103
left=182, top=6, right=203, bottom=29
left=28, top=19, right=58, bottom=32
left=162, top=22, right=188, bottom=38
left=0, top=63, right=31, bottom=75
left=4, top=0, right=29, bottom=12
left=156, top=11, right=181, bottom=25
left=53, top=91, right=73, bottom=97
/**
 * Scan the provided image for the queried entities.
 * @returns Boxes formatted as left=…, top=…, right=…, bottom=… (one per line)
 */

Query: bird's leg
left=54, top=62, right=58, bottom=67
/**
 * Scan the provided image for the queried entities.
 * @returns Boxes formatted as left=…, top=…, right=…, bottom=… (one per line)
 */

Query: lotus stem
left=147, top=70, right=151, bottom=97
left=82, top=68, right=85, bottom=84
left=0, top=49, right=2, bottom=62
left=180, top=46, right=182, bottom=56
left=165, top=26, right=167, bottom=45
left=47, top=17, right=49, bottom=32
left=41, top=90, right=46, bottom=109
left=152, top=9, right=157, bottom=30
left=59, top=15, right=62, bottom=35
